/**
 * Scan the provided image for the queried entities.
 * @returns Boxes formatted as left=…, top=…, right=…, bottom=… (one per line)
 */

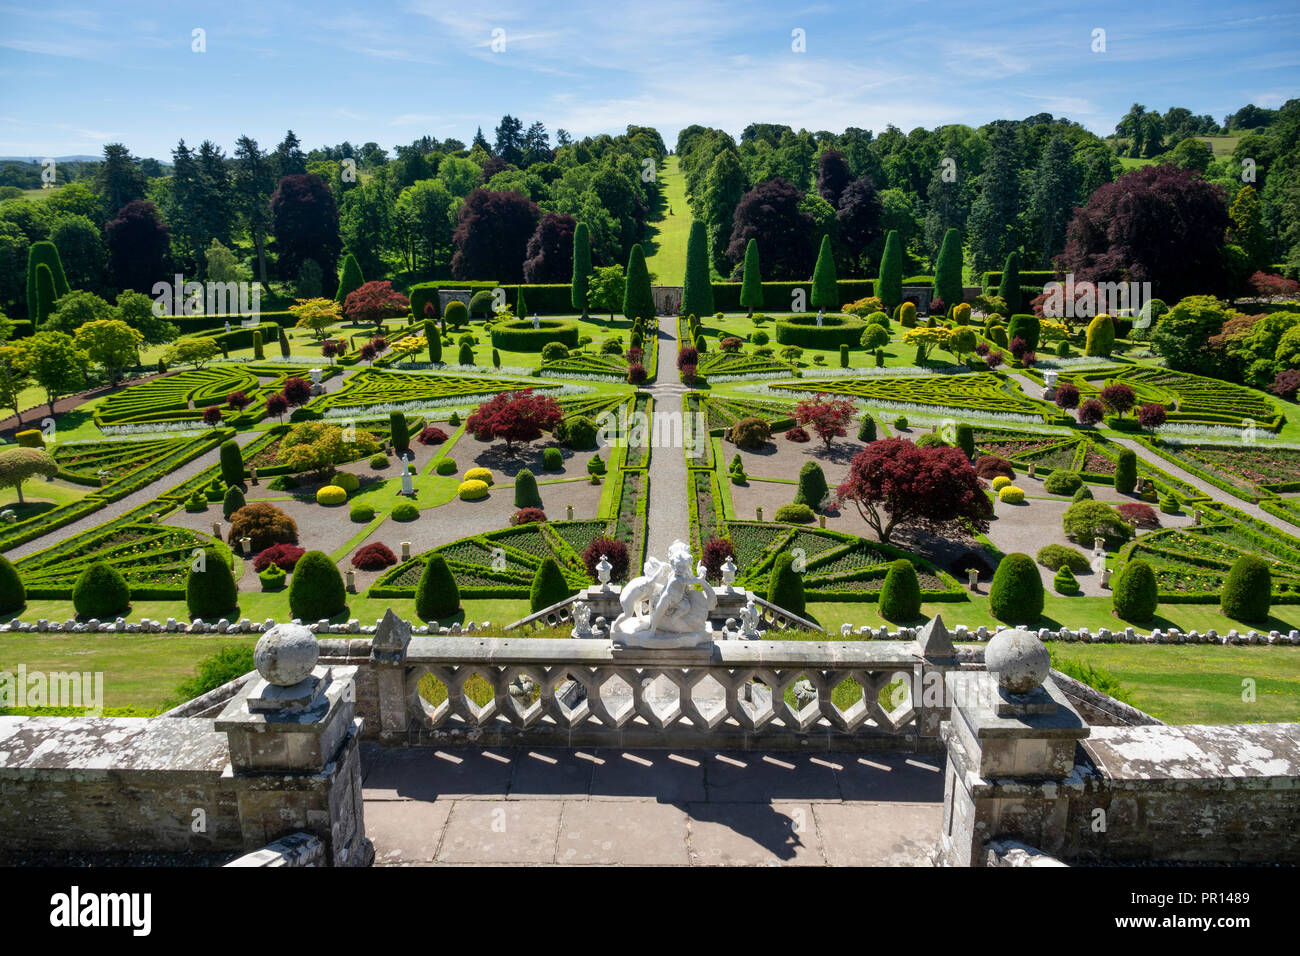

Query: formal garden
left=2, top=110, right=1299, bottom=728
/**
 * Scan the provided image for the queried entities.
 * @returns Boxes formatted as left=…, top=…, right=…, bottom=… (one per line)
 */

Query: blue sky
left=1, top=0, right=1298, bottom=159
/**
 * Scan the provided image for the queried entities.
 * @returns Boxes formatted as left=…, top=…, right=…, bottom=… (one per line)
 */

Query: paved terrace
left=361, top=743, right=943, bottom=865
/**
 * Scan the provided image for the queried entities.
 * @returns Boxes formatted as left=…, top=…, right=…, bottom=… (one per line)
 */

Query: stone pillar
left=215, top=623, right=373, bottom=867
left=935, top=628, right=1089, bottom=867
left=370, top=608, right=412, bottom=740
left=913, top=615, right=958, bottom=739
left=756, top=507, right=763, bottom=521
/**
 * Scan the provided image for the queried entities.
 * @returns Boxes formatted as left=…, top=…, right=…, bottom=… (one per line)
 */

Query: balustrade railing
left=375, top=634, right=956, bottom=750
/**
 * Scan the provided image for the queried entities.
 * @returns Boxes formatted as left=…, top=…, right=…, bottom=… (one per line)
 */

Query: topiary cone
left=186, top=547, right=238, bottom=620
left=288, top=550, right=346, bottom=621
left=879, top=559, right=921, bottom=622
left=416, top=554, right=460, bottom=621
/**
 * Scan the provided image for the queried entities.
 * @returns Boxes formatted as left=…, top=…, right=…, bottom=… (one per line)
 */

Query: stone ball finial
left=254, top=623, right=319, bottom=686
left=984, top=627, right=1050, bottom=694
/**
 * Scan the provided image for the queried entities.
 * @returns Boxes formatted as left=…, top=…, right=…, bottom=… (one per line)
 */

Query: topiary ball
left=350, top=503, right=376, bottom=523
left=331, top=471, right=360, bottom=493
left=541, top=447, right=563, bottom=471
left=458, top=479, right=489, bottom=501
left=998, top=485, right=1025, bottom=504
left=288, top=550, right=346, bottom=621
left=988, top=552, right=1045, bottom=626
left=1043, top=470, right=1083, bottom=496
left=991, top=475, right=1012, bottom=491
left=1112, top=559, right=1158, bottom=622
left=316, top=485, right=348, bottom=505
left=464, top=467, right=493, bottom=485
left=435, top=458, right=457, bottom=476
left=392, top=502, right=419, bottom=521
left=72, top=560, right=131, bottom=619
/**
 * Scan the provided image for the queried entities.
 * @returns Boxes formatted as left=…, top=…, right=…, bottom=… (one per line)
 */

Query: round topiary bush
left=222, top=485, right=246, bottom=520
left=1220, top=554, right=1272, bottom=624
left=187, top=547, right=238, bottom=620
left=991, top=475, right=1012, bottom=492
left=369, top=453, right=388, bottom=468
left=1072, top=485, right=1094, bottom=502
left=542, top=447, right=563, bottom=471
left=975, top=455, right=1015, bottom=480
left=587, top=454, right=606, bottom=475
left=541, top=341, right=570, bottom=362
left=228, top=503, right=298, bottom=552
left=0, top=553, right=25, bottom=614
left=774, top=313, right=868, bottom=349
left=288, top=550, right=346, bottom=621
left=458, top=479, right=489, bottom=501
left=416, top=554, right=460, bottom=621
left=893, top=416, right=908, bottom=429
left=316, top=484, right=347, bottom=505
left=530, top=557, right=572, bottom=612
left=253, top=543, right=306, bottom=573
left=998, top=485, right=1025, bottom=503
left=879, top=559, right=922, bottom=622
left=1112, top=559, right=1158, bottom=622
left=561, top=416, right=597, bottom=450
left=914, top=433, right=946, bottom=448
left=1036, top=544, right=1089, bottom=573
left=730, top=416, right=771, bottom=449
left=857, top=414, right=877, bottom=442
left=1053, top=565, right=1080, bottom=595
left=1043, top=470, right=1083, bottom=495
left=350, top=502, right=375, bottom=522
left=793, top=461, right=829, bottom=508
left=774, top=503, right=816, bottom=523
left=988, top=552, right=1045, bottom=625
left=417, top=426, right=448, bottom=445
left=464, top=467, right=493, bottom=485
left=331, top=471, right=360, bottom=493
left=392, top=502, right=419, bottom=521
left=72, top=560, right=131, bottom=618
left=513, top=468, right=542, bottom=508
left=258, top=564, right=286, bottom=591
left=435, top=458, right=457, bottom=476
left=581, top=536, right=630, bottom=583
left=766, top=552, right=806, bottom=617
left=1063, top=500, right=1132, bottom=545
left=351, top=542, right=397, bottom=571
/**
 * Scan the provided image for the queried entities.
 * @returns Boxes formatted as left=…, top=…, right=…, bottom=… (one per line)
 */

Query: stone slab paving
left=363, top=744, right=942, bottom=866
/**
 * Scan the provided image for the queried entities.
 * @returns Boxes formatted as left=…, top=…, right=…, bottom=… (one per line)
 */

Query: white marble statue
left=612, top=540, right=717, bottom=649
left=739, top=599, right=761, bottom=639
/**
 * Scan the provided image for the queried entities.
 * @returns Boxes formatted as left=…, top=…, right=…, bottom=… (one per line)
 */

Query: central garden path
left=644, top=314, right=692, bottom=561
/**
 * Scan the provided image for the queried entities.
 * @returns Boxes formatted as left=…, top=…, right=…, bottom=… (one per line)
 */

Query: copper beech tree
left=466, top=389, right=563, bottom=452
left=835, top=438, right=992, bottom=544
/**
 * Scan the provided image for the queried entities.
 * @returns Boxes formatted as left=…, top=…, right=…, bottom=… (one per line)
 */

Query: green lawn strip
left=1046, top=643, right=1300, bottom=725
left=641, top=154, right=689, bottom=285
left=746, top=476, right=798, bottom=485
left=0, top=478, right=91, bottom=513
left=329, top=514, right=387, bottom=564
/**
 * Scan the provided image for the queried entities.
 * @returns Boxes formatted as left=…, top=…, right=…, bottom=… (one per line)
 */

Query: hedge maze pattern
left=18, top=522, right=222, bottom=598
left=313, top=368, right=557, bottom=412
left=773, top=372, right=1051, bottom=420
left=1054, top=366, right=1284, bottom=431
left=95, top=365, right=308, bottom=426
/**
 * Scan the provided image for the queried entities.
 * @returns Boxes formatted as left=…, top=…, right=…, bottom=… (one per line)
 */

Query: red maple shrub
left=626, top=346, right=644, bottom=365
left=1137, top=403, right=1167, bottom=432
left=466, top=388, right=564, bottom=451
left=266, top=393, right=289, bottom=421
left=581, top=535, right=629, bottom=583
left=254, top=542, right=306, bottom=573
left=417, top=426, right=449, bottom=445
left=677, top=345, right=698, bottom=370
left=510, top=507, right=547, bottom=525
left=202, top=405, right=223, bottom=426
left=1100, top=384, right=1136, bottom=418
left=1054, top=382, right=1080, bottom=409
left=227, top=390, right=251, bottom=410
left=785, top=426, right=810, bottom=442
left=1249, top=271, right=1300, bottom=299
left=1117, top=503, right=1159, bottom=528
left=343, top=280, right=410, bottom=325
left=975, top=455, right=1016, bottom=480
left=793, top=393, right=857, bottom=449
left=1078, top=398, right=1105, bottom=425
left=837, top=438, right=991, bottom=543
left=321, top=339, right=343, bottom=364
left=701, top=537, right=736, bottom=583
left=1269, top=368, right=1300, bottom=401
left=350, top=542, right=397, bottom=570
left=627, top=363, right=647, bottom=385
left=719, top=336, right=744, bottom=353
left=283, top=376, right=312, bottom=407
left=680, top=363, right=697, bottom=386
left=985, top=350, right=1004, bottom=369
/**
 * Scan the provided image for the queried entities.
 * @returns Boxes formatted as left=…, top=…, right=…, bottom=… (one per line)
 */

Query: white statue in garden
left=612, top=539, right=717, bottom=649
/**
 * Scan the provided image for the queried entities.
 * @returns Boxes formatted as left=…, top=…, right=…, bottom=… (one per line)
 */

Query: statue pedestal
left=611, top=618, right=713, bottom=651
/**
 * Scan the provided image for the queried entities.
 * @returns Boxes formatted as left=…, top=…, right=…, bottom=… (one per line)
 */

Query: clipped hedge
left=710, top=279, right=874, bottom=313
left=490, top=318, right=580, bottom=351
left=773, top=313, right=867, bottom=349
left=989, top=552, right=1044, bottom=625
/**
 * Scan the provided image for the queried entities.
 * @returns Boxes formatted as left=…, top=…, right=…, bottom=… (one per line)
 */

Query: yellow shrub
left=458, top=479, right=490, bottom=501
left=991, top=475, right=1012, bottom=491
left=316, top=485, right=348, bottom=505
left=999, top=485, right=1025, bottom=504
left=464, top=467, right=494, bottom=485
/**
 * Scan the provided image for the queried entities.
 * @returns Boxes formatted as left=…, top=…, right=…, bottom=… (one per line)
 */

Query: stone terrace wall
left=0, top=716, right=244, bottom=855
left=1063, top=723, right=1300, bottom=864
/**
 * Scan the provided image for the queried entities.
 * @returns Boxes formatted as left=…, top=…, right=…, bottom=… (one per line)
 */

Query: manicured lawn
left=642, top=155, right=690, bottom=285
left=1046, top=643, right=1300, bottom=725
left=0, top=478, right=90, bottom=514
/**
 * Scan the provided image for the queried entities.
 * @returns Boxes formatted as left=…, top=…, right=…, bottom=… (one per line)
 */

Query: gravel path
left=7, top=430, right=263, bottom=561
left=1110, top=435, right=1300, bottom=533
left=644, top=315, right=692, bottom=561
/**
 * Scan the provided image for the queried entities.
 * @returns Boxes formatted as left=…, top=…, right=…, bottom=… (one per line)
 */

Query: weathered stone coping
left=0, top=716, right=229, bottom=773
left=1083, top=723, right=1300, bottom=788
